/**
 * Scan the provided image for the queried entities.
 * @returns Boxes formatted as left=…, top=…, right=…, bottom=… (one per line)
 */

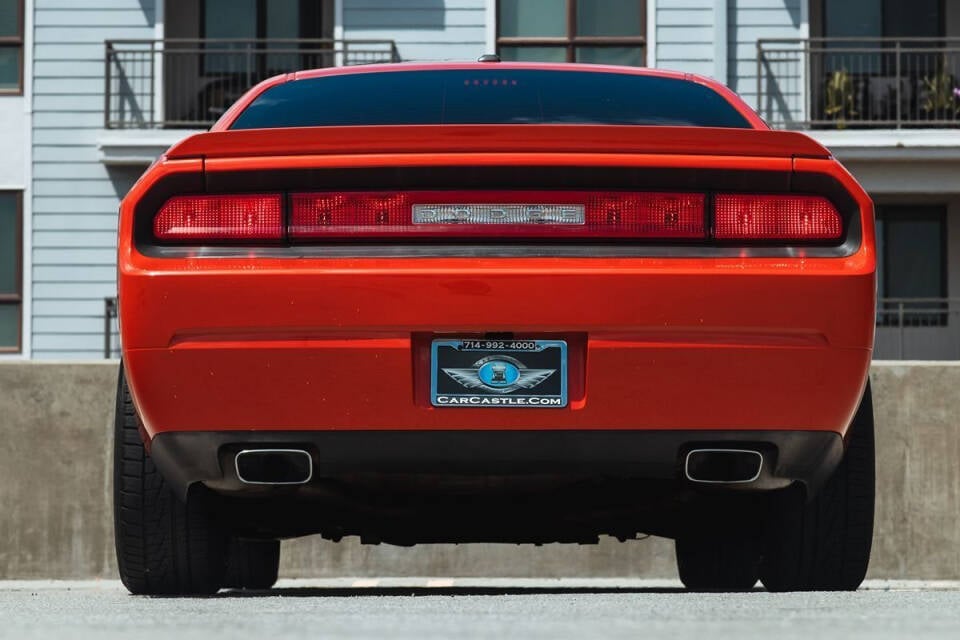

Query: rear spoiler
left=166, top=125, right=832, bottom=161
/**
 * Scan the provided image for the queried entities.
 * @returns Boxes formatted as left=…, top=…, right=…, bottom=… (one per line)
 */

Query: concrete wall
left=1, top=360, right=959, bottom=580
left=0, top=363, right=118, bottom=577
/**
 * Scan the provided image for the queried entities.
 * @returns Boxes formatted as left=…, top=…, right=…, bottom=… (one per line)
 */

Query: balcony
left=757, top=38, right=960, bottom=130
left=104, top=38, right=401, bottom=130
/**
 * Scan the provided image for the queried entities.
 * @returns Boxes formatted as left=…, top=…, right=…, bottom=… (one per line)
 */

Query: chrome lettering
left=413, top=204, right=585, bottom=225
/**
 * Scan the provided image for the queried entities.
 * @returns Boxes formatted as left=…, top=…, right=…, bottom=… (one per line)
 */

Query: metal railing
left=104, top=38, right=401, bottom=129
left=875, top=297, right=960, bottom=360
left=100, top=296, right=960, bottom=361
left=757, top=38, right=960, bottom=129
left=104, top=297, right=118, bottom=359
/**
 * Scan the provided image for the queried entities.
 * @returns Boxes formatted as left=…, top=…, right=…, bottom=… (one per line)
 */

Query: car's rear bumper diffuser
left=151, top=428, right=844, bottom=502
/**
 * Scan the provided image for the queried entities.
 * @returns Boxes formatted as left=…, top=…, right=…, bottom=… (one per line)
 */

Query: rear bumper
left=151, top=428, right=844, bottom=502
left=126, top=339, right=871, bottom=434
left=120, top=256, right=875, bottom=438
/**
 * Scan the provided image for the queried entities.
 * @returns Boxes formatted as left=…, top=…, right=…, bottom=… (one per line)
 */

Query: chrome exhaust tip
left=684, top=449, right=763, bottom=484
left=235, top=449, right=313, bottom=485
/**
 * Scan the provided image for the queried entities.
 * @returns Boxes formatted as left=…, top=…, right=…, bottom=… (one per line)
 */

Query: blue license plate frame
left=430, top=339, right=568, bottom=408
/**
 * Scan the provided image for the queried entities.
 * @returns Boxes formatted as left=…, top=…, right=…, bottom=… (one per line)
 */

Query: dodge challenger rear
left=114, top=62, right=876, bottom=595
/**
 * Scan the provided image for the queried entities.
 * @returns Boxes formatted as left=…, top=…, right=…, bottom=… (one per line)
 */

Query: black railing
left=757, top=38, right=960, bottom=129
left=874, top=297, right=960, bottom=360
left=104, top=297, right=118, bottom=359
left=104, top=38, right=401, bottom=129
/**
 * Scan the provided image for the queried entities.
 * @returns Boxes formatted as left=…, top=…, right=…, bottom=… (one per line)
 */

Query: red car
left=114, top=61, right=876, bottom=594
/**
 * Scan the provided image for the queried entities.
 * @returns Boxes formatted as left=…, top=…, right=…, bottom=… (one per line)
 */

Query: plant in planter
left=920, top=66, right=960, bottom=122
left=824, top=69, right=858, bottom=129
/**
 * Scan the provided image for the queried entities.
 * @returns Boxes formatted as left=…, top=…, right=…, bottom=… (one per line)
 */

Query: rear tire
left=113, top=364, right=229, bottom=595
left=675, top=526, right=761, bottom=591
left=759, top=381, right=875, bottom=592
left=223, top=539, right=281, bottom=590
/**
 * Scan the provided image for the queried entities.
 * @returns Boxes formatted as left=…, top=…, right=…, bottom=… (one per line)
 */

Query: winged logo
left=442, top=355, right=556, bottom=394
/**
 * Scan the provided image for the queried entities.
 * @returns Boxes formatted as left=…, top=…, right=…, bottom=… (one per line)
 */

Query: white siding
left=654, top=1, right=806, bottom=108
left=29, top=0, right=489, bottom=359
left=727, top=0, right=804, bottom=111
left=30, top=0, right=155, bottom=358
left=655, top=0, right=716, bottom=76
left=343, top=0, right=487, bottom=62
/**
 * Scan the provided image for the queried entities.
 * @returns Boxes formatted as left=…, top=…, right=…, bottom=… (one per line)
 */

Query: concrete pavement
left=2, top=579, right=960, bottom=640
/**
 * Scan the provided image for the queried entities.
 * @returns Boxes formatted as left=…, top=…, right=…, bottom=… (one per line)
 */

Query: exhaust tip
left=235, top=449, right=313, bottom=485
left=684, top=449, right=763, bottom=484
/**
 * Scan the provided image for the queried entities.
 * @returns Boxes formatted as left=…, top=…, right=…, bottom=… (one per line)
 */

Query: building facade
left=1, top=0, right=958, bottom=359
left=0, top=0, right=28, bottom=355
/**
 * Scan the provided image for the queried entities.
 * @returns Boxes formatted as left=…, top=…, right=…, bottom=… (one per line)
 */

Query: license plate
left=431, top=339, right=567, bottom=408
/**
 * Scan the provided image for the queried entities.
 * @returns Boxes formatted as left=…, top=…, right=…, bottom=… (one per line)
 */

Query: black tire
left=759, top=380, right=875, bottom=592
left=223, top=539, right=281, bottom=590
left=675, top=527, right=761, bottom=591
left=113, top=364, right=229, bottom=595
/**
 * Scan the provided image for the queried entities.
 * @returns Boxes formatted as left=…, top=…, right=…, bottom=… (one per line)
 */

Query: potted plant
left=824, top=69, right=858, bottom=129
left=920, top=66, right=960, bottom=123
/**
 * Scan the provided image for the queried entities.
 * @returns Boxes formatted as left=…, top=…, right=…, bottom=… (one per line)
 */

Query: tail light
left=713, top=194, right=842, bottom=241
left=290, top=191, right=705, bottom=239
left=150, top=191, right=844, bottom=244
left=153, top=194, right=283, bottom=241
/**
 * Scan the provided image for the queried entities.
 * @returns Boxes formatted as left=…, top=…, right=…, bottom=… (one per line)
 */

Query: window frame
left=875, top=204, right=948, bottom=328
left=0, top=191, right=23, bottom=353
left=0, top=0, right=24, bottom=95
left=495, top=0, right=647, bottom=65
left=198, top=0, right=327, bottom=77
left=812, top=0, right=946, bottom=39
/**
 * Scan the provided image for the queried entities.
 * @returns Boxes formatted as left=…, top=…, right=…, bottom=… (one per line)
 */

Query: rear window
left=230, top=69, right=751, bottom=130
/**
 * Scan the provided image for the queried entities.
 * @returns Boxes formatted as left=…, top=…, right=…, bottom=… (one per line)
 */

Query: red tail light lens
left=713, top=194, right=842, bottom=240
left=588, top=192, right=705, bottom=238
left=289, top=191, right=705, bottom=239
left=154, top=194, right=283, bottom=241
left=151, top=191, right=845, bottom=245
left=290, top=192, right=412, bottom=237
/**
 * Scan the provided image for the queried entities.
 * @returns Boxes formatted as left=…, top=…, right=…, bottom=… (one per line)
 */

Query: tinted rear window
left=230, top=69, right=751, bottom=130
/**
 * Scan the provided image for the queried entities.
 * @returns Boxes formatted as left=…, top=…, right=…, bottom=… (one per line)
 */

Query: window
left=230, top=70, right=750, bottom=130
left=822, top=0, right=942, bottom=40
left=876, top=205, right=947, bottom=326
left=497, top=0, right=646, bottom=66
left=0, top=192, right=22, bottom=352
left=0, top=0, right=23, bottom=94
left=201, top=0, right=325, bottom=74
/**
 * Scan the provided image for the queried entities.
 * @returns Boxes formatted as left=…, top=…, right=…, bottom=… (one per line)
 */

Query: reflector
left=154, top=194, right=283, bottom=241
left=713, top=194, right=842, bottom=240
